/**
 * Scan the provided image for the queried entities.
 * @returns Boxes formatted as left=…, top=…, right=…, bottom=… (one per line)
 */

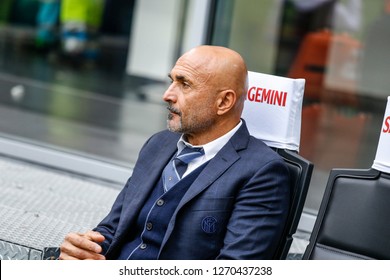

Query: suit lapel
left=177, top=142, right=240, bottom=208
left=179, top=120, right=250, bottom=206
left=160, top=122, right=251, bottom=249
left=115, top=131, right=179, bottom=236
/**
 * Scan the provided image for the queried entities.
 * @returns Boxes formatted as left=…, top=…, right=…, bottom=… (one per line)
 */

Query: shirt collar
left=177, top=120, right=242, bottom=161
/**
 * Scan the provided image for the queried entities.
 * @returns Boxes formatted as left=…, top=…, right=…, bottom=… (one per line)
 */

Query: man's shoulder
left=227, top=121, right=283, bottom=163
left=150, top=129, right=181, bottom=141
left=137, top=129, right=180, bottom=160
left=245, top=135, right=286, bottom=163
left=144, top=129, right=181, bottom=148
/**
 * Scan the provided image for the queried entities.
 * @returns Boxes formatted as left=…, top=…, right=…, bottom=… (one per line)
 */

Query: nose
left=162, top=83, right=177, bottom=103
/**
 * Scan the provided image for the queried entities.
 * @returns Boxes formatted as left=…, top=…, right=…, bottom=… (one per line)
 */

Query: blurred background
left=0, top=0, right=389, bottom=226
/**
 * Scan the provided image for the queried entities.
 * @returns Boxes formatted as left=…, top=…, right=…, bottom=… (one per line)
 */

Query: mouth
left=167, top=105, right=181, bottom=117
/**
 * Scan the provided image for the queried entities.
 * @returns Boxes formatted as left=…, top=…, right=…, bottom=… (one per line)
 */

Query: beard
left=166, top=104, right=183, bottom=132
left=166, top=104, right=215, bottom=135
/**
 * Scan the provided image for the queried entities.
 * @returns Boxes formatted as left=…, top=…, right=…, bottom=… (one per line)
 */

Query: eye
left=167, top=74, right=174, bottom=84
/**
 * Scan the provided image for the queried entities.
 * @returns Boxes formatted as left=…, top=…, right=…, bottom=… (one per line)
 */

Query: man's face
left=163, top=52, right=218, bottom=136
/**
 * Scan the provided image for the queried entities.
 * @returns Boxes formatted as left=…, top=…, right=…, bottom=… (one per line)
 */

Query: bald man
left=59, top=45, right=290, bottom=260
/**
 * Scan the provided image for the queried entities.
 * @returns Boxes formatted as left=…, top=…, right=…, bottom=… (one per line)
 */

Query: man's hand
left=59, top=230, right=106, bottom=260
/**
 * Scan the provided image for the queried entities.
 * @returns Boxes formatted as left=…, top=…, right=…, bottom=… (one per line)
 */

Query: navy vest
left=117, top=162, right=207, bottom=260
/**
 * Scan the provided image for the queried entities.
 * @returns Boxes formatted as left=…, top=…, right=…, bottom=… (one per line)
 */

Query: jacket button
left=140, top=243, right=147, bottom=250
left=156, top=199, right=165, bottom=206
left=146, top=222, right=153, bottom=231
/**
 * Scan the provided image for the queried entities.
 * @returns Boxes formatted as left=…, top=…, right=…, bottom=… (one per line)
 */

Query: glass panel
left=0, top=0, right=170, bottom=166
left=211, top=0, right=283, bottom=73
left=211, top=0, right=390, bottom=213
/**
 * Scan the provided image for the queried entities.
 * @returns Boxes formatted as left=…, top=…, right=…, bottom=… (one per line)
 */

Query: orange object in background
left=288, top=30, right=332, bottom=101
left=288, top=30, right=361, bottom=105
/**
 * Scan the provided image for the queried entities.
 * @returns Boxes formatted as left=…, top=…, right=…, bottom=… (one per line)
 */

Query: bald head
left=178, top=45, right=248, bottom=99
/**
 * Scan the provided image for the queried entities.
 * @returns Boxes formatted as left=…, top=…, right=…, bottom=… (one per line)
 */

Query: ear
left=216, top=90, right=236, bottom=115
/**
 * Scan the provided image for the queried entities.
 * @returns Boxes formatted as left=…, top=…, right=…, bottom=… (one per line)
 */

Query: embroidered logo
left=201, top=216, right=217, bottom=234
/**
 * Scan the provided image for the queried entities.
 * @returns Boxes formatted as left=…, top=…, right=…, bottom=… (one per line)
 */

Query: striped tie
left=163, top=146, right=204, bottom=191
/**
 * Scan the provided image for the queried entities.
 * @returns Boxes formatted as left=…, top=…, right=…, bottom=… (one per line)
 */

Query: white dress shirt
left=176, top=120, right=243, bottom=177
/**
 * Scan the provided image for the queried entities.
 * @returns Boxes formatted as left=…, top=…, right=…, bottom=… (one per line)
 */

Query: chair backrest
left=273, top=148, right=313, bottom=259
left=242, top=71, right=313, bottom=259
left=303, top=168, right=390, bottom=259
left=304, top=96, right=390, bottom=260
left=243, top=71, right=305, bottom=151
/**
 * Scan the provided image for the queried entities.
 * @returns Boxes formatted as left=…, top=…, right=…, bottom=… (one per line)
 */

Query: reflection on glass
left=0, top=0, right=169, bottom=165
left=211, top=0, right=390, bottom=213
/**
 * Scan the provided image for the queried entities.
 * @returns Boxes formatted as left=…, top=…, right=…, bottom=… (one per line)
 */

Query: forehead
left=170, top=52, right=214, bottom=83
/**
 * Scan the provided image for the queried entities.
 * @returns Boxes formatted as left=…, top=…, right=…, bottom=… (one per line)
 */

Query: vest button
left=156, top=199, right=165, bottom=206
left=140, top=243, right=147, bottom=250
left=146, top=222, right=153, bottom=231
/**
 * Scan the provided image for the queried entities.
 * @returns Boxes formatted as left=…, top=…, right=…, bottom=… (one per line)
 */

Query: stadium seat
left=242, top=71, right=313, bottom=259
left=303, top=96, right=390, bottom=259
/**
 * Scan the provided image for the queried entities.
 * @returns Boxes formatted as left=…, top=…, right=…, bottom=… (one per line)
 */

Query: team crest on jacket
left=201, top=216, right=217, bottom=234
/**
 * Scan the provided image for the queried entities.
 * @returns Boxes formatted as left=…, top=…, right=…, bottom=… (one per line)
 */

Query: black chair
left=303, top=168, right=390, bottom=260
left=273, top=148, right=313, bottom=259
left=243, top=71, right=313, bottom=259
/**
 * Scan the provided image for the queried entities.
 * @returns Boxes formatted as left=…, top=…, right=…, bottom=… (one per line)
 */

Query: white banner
left=372, top=96, right=390, bottom=173
left=2, top=260, right=389, bottom=280
left=242, top=71, right=305, bottom=151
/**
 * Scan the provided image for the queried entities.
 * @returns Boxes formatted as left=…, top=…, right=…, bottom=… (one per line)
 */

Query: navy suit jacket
left=95, top=121, right=290, bottom=259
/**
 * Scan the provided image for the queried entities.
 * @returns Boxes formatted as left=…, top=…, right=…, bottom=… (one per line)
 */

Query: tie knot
left=175, top=146, right=204, bottom=164
left=162, top=145, right=204, bottom=191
